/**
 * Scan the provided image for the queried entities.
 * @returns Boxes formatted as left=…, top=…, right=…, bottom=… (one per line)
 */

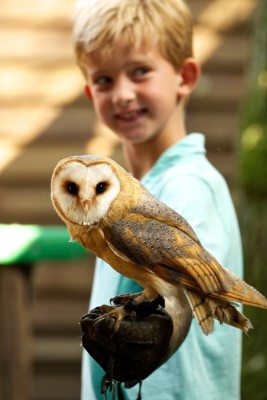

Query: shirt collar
left=142, top=133, right=206, bottom=184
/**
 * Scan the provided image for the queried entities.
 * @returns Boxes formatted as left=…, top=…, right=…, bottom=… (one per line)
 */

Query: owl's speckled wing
left=104, top=210, right=235, bottom=294
left=131, top=188, right=201, bottom=245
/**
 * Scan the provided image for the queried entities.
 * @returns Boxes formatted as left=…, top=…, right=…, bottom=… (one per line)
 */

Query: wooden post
left=0, top=265, right=32, bottom=400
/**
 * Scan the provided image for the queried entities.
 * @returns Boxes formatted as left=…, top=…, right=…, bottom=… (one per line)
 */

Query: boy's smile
left=114, top=107, right=148, bottom=124
left=83, top=40, right=186, bottom=145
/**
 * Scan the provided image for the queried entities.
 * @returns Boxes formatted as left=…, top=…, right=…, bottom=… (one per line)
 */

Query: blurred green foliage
left=237, top=1, right=267, bottom=399
left=238, top=0, right=267, bottom=198
left=239, top=199, right=267, bottom=400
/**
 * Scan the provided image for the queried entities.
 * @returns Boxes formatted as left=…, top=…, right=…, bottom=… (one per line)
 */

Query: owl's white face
left=51, top=161, right=120, bottom=226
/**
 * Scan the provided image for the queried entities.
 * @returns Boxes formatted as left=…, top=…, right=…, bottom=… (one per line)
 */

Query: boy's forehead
left=82, top=38, right=159, bottom=68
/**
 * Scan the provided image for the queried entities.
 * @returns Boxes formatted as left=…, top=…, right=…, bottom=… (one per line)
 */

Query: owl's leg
left=124, top=294, right=165, bottom=318
left=112, top=291, right=165, bottom=315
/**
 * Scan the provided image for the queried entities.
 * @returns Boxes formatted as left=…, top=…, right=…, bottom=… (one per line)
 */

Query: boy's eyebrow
left=125, top=52, right=157, bottom=65
left=86, top=57, right=156, bottom=77
left=113, top=56, right=156, bottom=71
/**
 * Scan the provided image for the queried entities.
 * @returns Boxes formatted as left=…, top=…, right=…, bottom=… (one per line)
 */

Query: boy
left=72, top=0, right=243, bottom=399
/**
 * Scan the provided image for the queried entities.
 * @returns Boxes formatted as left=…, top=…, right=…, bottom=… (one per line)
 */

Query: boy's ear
left=84, top=84, right=93, bottom=101
left=176, top=58, right=201, bottom=98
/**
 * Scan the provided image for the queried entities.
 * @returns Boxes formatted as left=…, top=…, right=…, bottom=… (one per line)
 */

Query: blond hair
left=73, top=0, right=193, bottom=71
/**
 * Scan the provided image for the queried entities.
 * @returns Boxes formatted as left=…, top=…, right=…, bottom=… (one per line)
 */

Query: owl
left=51, top=155, right=267, bottom=335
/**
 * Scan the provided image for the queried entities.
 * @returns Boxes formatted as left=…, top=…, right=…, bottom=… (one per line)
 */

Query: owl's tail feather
left=184, top=290, right=215, bottom=335
left=213, top=268, right=267, bottom=310
left=184, top=289, right=253, bottom=336
left=179, top=269, right=267, bottom=310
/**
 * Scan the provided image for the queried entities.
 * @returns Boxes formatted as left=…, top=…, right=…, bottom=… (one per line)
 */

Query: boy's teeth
left=116, top=109, right=146, bottom=120
left=124, top=111, right=137, bottom=119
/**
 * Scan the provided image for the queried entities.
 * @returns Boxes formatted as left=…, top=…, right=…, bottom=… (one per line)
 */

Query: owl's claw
left=94, top=294, right=165, bottom=331
left=93, top=305, right=136, bottom=332
left=110, top=292, right=143, bottom=306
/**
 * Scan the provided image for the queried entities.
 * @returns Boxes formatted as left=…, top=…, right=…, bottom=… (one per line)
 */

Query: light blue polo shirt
left=81, top=133, right=243, bottom=400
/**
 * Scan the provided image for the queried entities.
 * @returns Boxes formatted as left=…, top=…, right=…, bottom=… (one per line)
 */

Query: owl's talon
left=93, top=306, right=137, bottom=332
left=124, top=294, right=165, bottom=317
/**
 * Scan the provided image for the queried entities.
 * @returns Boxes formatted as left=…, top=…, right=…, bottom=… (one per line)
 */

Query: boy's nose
left=112, top=77, right=135, bottom=108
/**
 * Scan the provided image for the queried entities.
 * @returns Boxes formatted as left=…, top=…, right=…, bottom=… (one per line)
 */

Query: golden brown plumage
left=51, top=155, right=267, bottom=335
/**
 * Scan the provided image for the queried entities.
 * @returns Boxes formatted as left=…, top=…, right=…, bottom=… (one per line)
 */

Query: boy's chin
left=118, top=130, right=157, bottom=145
left=121, top=136, right=153, bottom=146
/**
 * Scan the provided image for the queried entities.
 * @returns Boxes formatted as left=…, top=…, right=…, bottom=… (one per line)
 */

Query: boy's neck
left=122, top=142, right=159, bottom=180
left=122, top=128, right=187, bottom=180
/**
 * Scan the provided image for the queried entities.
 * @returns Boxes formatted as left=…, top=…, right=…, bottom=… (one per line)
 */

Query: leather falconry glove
left=80, top=294, right=192, bottom=400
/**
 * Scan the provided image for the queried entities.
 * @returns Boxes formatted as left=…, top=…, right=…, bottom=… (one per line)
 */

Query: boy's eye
left=134, top=67, right=150, bottom=77
left=94, top=76, right=112, bottom=86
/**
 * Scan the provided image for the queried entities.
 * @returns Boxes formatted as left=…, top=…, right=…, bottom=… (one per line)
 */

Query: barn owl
left=51, top=155, right=267, bottom=335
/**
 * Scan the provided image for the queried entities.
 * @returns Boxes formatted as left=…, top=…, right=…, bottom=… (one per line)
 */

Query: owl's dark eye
left=96, top=181, right=107, bottom=195
left=66, top=182, right=78, bottom=195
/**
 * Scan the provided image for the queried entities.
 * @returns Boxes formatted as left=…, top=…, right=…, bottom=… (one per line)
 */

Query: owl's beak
left=81, top=198, right=92, bottom=213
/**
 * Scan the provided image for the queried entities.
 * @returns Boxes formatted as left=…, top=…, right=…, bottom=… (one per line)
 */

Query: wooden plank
left=33, top=259, right=95, bottom=298
left=0, top=29, right=74, bottom=61
left=194, top=0, right=257, bottom=32
left=32, top=337, right=82, bottom=363
left=0, top=266, right=31, bottom=400
left=202, top=34, right=250, bottom=73
left=0, top=0, right=74, bottom=28
left=186, top=111, right=238, bottom=151
left=0, top=65, right=83, bottom=107
left=31, top=373, right=80, bottom=400
left=0, top=144, right=90, bottom=185
left=32, top=297, right=90, bottom=335
left=35, top=107, right=96, bottom=143
left=0, top=187, right=57, bottom=225
left=189, top=74, right=246, bottom=112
